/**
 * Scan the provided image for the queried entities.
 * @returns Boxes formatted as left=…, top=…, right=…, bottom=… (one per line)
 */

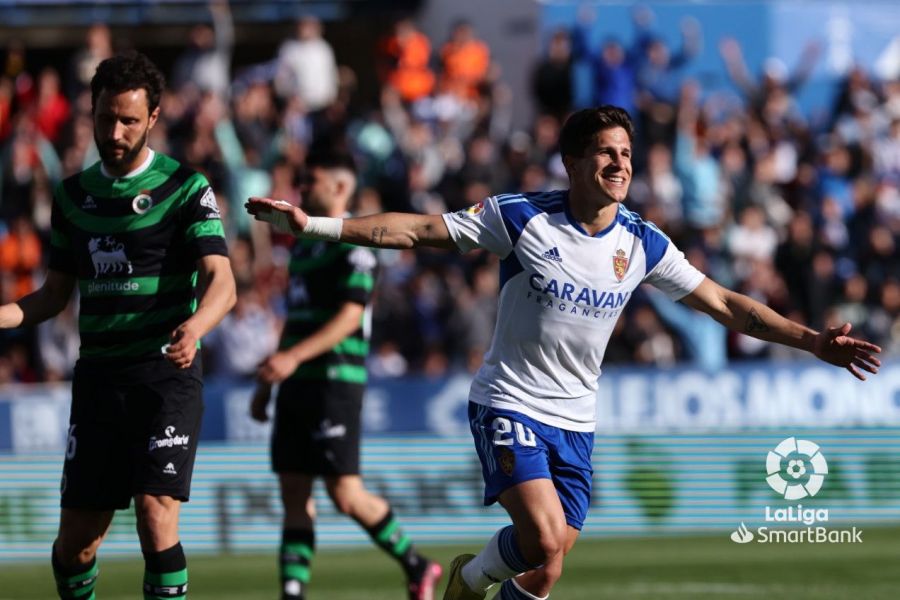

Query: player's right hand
left=250, top=384, right=272, bottom=423
left=257, top=350, right=301, bottom=384
left=245, top=197, right=308, bottom=235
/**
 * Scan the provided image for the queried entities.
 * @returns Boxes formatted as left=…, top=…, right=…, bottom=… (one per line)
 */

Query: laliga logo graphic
left=766, top=437, right=828, bottom=500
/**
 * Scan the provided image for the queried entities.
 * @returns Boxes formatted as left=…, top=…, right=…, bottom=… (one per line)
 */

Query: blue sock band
left=497, top=526, right=538, bottom=572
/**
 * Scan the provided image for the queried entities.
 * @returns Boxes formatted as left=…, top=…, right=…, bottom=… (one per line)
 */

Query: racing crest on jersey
left=132, top=190, right=153, bottom=214
left=497, top=446, right=516, bottom=476
left=88, top=236, right=133, bottom=276
left=613, top=249, right=628, bottom=281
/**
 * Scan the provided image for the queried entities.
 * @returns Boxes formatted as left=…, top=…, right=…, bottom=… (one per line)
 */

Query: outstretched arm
left=245, top=196, right=457, bottom=250
left=0, top=270, right=75, bottom=328
left=682, top=277, right=881, bottom=380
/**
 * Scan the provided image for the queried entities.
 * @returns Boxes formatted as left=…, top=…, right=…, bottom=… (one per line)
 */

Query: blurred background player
left=246, top=105, right=881, bottom=600
left=249, top=151, right=442, bottom=600
left=0, top=52, right=236, bottom=599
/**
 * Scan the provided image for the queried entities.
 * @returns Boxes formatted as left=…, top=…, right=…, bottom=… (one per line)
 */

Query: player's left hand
left=249, top=383, right=272, bottom=423
left=245, top=197, right=308, bottom=235
left=257, top=351, right=300, bottom=384
left=165, top=323, right=200, bottom=369
left=812, top=322, right=881, bottom=381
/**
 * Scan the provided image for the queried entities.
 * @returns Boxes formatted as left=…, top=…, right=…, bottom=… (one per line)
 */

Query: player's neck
left=567, top=190, right=619, bottom=236
left=101, top=146, right=154, bottom=179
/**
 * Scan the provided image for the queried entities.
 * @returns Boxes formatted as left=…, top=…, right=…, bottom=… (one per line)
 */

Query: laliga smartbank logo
left=730, top=437, right=863, bottom=545
left=766, top=437, right=828, bottom=499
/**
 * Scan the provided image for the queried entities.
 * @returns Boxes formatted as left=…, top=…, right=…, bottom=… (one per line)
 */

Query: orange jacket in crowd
left=379, top=29, right=435, bottom=102
left=440, top=38, right=490, bottom=100
left=0, top=220, right=41, bottom=300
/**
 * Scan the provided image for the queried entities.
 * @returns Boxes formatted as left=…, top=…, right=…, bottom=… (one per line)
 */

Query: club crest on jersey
left=132, top=191, right=153, bottom=214
left=613, top=249, right=628, bottom=281
left=88, top=236, right=133, bottom=276
left=498, top=446, right=516, bottom=476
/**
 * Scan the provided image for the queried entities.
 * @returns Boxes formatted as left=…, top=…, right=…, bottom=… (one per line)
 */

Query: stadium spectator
left=0, top=214, right=42, bottom=300
left=531, top=29, right=575, bottom=120
left=634, top=11, right=701, bottom=147
left=248, top=105, right=882, bottom=600
left=68, top=23, right=113, bottom=98
left=32, top=67, right=70, bottom=145
left=37, top=299, right=79, bottom=381
left=273, top=16, right=339, bottom=112
left=570, top=5, right=647, bottom=118
left=377, top=18, right=435, bottom=103
left=438, top=20, right=491, bottom=102
left=248, top=151, right=442, bottom=600
left=170, top=0, right=233, bottom=100
left=203, top=277, right=280, bottom=378
left=674, top=81, right=725, bottom=234
left=719, top=36, right=819, bottom=126
left=0, top=52, right=236, bottom=600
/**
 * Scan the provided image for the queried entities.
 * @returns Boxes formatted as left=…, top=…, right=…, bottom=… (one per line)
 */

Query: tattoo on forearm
left=370, top=227, right=386, bottom=245
left=745, top=308, right=770, bottom=333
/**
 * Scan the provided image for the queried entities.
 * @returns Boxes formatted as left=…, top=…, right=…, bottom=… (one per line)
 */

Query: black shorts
left=60, top=364, right=204, bottom=510
left=271, top=379, right=363, bottom=476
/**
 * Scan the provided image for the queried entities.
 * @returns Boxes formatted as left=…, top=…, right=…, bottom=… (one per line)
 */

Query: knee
left=54, top=534, right=102, bottom=567
left=327, top=489, right=355, bottom=516
left=55, top=510, right=111, bottom=567
left=536, top=528, right=566, bottom=564
left=520, top=520, right=567, bottom=566
left=134, top=497, right=178, bottom=540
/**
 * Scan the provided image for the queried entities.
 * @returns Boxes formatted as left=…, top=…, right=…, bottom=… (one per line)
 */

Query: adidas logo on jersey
left=163, top=463, right=177, bottom=475
left=542, top=247, right=562, bottom=262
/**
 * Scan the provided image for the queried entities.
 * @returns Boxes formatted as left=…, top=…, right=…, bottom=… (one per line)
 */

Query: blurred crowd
left=0, top=2, right=898, bottom=384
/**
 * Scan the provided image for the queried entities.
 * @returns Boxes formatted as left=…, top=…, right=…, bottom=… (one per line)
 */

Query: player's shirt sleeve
left=336, top=245, right=377, bottom=306
left=643, top=243, right=705, bottom=300
left=441, top=195, right=514, bottom=257
left=47, top=182, right=77, bottom=275
left=181, top=176, right=229, bottom=260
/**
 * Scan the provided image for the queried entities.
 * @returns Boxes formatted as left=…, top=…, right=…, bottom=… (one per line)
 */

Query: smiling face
left=93, top=88, right=159, bottom=175
left=564, top=126, right=632, bottom=206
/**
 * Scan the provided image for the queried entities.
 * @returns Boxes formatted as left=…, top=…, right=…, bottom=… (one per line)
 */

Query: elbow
left=224, top=282, right=237, bottom=312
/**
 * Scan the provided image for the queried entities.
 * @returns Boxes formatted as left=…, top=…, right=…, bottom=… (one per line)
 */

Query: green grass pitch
left=3, top=527, right=900, bottom=599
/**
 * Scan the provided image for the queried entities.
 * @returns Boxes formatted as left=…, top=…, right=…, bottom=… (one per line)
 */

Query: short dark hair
left=305, top=150, right=357, bottom=174
left=558, top=106, right=635, bottom=159
left=90, top=51, right=166, bottom=114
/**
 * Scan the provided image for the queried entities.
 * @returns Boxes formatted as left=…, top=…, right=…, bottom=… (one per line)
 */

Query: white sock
left=461, top=526, right=536, bottom=593
left=500, top=578, right=549, bottom=599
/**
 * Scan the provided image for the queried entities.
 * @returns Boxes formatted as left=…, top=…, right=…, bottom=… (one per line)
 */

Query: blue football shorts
left=468, top=402, right=594, bottom=530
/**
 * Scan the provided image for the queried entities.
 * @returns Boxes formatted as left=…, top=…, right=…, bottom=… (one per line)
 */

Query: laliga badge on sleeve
left=133, top=192, right=153, bottom=214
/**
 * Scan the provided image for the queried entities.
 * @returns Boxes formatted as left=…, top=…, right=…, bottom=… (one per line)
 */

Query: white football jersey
left=442, top=190, right=705, bottom=431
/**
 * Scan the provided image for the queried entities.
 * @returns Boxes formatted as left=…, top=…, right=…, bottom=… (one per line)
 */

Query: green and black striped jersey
left=280, top=239, right=377, bottom=385
left=48, top=151, right=229, bottom=364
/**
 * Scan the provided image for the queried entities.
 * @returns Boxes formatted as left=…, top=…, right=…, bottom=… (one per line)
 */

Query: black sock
left=364, top=509, right=427, bottom=580
left=52, top=544, right=99, bottom=600
left=143, top=542, right=187, bottom=599
left=280, top=528, right=315, bottom=599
